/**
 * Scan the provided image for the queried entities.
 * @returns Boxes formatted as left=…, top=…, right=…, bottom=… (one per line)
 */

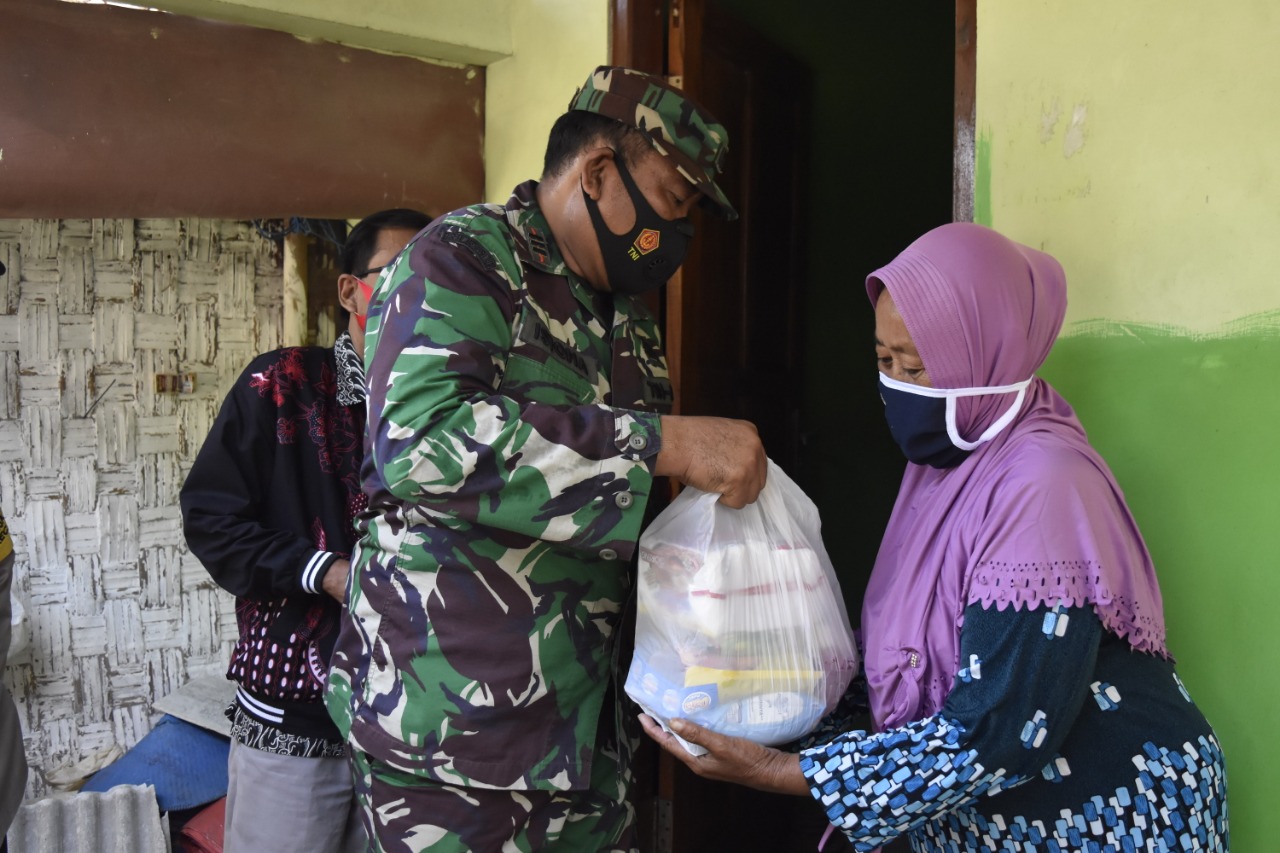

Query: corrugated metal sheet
left=7, top=783, right=170, bottom=853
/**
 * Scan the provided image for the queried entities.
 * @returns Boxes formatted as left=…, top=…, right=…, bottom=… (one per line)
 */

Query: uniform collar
left=505, top=180, right=644, bottom=327
left=506, top=180, right=568, bottom=276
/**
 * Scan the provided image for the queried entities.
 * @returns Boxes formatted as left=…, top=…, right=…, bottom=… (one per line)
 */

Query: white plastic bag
left=625, top=460, right=858, bottom=755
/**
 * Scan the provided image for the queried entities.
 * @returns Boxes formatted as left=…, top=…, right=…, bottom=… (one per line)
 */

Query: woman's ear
left=336, top=274, right=361, bottom=314
left=579, top=147, right=615, bottom=201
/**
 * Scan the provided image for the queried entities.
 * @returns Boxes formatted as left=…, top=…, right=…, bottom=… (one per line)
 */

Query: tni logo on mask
left=629, top=228, right=661, bottom=259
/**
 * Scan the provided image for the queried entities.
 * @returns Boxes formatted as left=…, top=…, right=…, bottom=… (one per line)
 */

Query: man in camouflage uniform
left=326, top=66, right=767, bottom=852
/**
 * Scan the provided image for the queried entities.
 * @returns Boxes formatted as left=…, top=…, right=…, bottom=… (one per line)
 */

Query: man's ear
left=336, top=274, right=361, bottom=314
left=579, top=147, right=616, bottom=201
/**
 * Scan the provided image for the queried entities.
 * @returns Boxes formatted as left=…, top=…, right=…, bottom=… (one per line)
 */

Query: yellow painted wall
left=978, top=0, right=1280, bottom=332
left=483, top=0, right=610, bottom=203
left=978, top=1, right=1280, bottom=846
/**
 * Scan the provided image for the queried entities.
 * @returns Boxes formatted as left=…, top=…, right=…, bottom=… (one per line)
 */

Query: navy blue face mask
left=878, top=372, right=1034, bottom=469
left=879, top=381, right=972, bottom=469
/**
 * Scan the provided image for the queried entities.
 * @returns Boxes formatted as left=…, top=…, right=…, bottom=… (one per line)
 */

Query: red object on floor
left=177, top=796, right=225, bottom=853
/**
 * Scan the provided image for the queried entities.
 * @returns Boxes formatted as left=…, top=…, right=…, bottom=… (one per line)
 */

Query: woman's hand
left=638, top=714, right=810, bottom=797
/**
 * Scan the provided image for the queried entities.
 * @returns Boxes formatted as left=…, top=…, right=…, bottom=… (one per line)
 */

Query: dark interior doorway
left=613, top=1, right=958, bottom=850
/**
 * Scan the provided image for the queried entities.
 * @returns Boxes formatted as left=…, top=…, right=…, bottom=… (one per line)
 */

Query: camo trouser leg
left=349, top=737, right=637, bottom=853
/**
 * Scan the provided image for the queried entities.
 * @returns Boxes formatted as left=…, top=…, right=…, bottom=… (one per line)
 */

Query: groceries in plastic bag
left=625, top=460, right=858, bottom=755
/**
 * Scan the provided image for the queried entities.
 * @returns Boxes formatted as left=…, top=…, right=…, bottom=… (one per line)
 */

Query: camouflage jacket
left=326, top=181, right=671, bottom=791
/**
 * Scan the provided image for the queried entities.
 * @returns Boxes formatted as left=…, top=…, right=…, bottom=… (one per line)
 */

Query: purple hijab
left=862, top=223, right=1168, bottom=731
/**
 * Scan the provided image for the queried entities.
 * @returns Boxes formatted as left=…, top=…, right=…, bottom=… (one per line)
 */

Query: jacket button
left=614, top=492, right=634, bottom=509
left=627, top=434, right=648, bottom=451
left=599, top=548, right=618, bottom=561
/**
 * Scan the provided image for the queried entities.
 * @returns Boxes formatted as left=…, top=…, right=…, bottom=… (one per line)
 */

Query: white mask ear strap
left=944, top=380, right=1032, bottom=450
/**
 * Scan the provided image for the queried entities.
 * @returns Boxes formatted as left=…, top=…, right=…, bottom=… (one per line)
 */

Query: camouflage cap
left=568, top=66, right=737, bottom=220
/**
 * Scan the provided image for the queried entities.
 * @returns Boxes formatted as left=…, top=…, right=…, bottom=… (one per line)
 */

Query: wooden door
left=613, top=2, right=832, bottom=850
left=663, top=0, right=806, bottom=474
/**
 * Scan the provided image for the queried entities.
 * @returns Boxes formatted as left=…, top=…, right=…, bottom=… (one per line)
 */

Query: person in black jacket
left=180, top=209, right=429, bottom=853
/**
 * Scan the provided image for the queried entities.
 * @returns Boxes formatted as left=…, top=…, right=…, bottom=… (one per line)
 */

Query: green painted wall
left=980, top=1, right=1280, bottom=845
left=1042, top=326, right=1279, bottom=847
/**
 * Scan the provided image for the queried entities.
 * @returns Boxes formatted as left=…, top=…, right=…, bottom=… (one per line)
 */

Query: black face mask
left=582, top=155, right=694, bottom=295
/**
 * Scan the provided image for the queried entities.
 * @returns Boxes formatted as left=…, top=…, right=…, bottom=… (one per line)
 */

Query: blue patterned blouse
left=801, top=604, right=1227, bottom=851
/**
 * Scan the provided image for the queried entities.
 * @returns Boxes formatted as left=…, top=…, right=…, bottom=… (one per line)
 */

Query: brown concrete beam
left=0, top=0, right=484, bottom=219
left=144, top=0, right=513, bottom=66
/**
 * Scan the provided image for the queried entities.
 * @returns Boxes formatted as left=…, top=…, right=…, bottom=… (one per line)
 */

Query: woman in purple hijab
left=641, top=223, right=1228, bottom=851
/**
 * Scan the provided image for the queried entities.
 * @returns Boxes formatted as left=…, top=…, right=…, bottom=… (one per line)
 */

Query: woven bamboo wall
left=0, top=218, right=281, bottom=798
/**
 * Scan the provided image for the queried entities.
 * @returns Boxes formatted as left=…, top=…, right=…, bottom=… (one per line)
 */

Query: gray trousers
left=0, top=548, right=28, bottom=840
left=225, top=737, right=367, bottom=853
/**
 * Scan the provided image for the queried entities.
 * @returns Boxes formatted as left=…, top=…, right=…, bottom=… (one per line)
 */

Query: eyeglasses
left=352, top=264, right=387, bottom=279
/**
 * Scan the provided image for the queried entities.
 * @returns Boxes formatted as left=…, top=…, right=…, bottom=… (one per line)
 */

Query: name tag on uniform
left=515, top=312, right=597, bottom=384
